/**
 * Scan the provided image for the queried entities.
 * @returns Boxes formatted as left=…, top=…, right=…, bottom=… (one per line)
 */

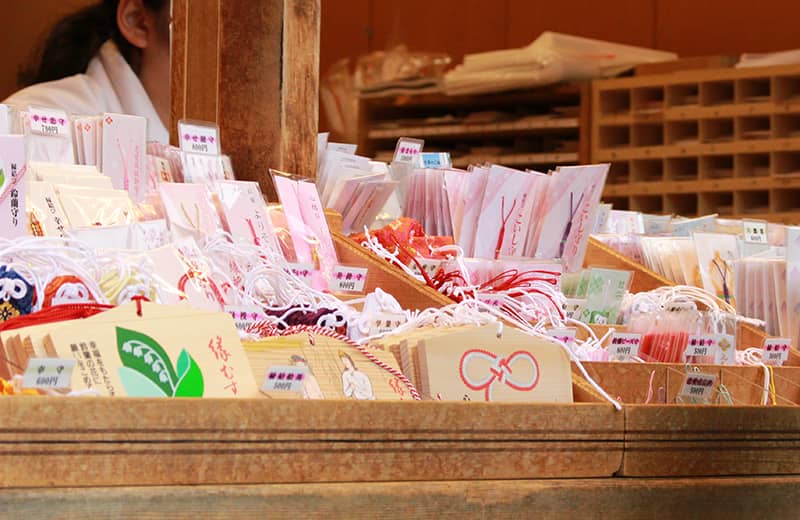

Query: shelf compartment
left=735, top=190, right=770, bottom=215
left=773, top=151, right=800, bottom=176
left=632, top=123, right=664, bottom=147
left=774, top=74, right=800, bottom=103
left=598, top=125, right=631, bottom=149
left=666, top=83, right=700, bottom=107
left=665, top=120, right=699, bottom=145
left=700, top=118, right=734, bottom=144
left=665, top=157, right=698, bottom=181
left=630, top=195, right=663, bottom=213
left=664, top=193, right=698, bottom=216
left=599, top=89, right=631, bottom=115
left=774, top=113, right=800, bottom=138
left=700, top=81, right=735, bottom=106
left=630, top=159, right=663, bottom=182
left=736, top=115, right=771, bottom=141
left=603, top=196, right=629, bottom=211
left=736, top=153, right=770, bottom=178
left=631, top=87, right=664, bottom=113
left=606, top=161, right=630, bottom=185
left=772, top=188, right=800, bottom=212
left=735, top=77, right=771, bottom=103
left=699, top=192, right=734, bottom=215
left=700, top=155, right=734, bottom=179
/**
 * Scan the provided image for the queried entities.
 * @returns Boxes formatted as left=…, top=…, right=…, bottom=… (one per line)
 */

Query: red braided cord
left=280, top=324, right=422, bottom=401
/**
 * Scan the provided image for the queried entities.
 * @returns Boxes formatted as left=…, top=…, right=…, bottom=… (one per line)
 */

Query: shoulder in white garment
left=3, top=40, right=169, bottom=143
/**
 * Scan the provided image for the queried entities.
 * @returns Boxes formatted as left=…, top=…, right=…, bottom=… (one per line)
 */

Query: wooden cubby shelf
left=592, top=64, right=800, bottom=222
left=359, top=83, right=591, bottom=172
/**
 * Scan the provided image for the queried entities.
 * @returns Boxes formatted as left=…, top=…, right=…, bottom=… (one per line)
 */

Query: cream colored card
left=43, top=303, right=256, bottom=397
left=417, top=325, right=573, bottom=403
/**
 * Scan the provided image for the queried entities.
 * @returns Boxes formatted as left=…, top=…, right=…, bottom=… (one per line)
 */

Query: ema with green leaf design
left=116, top=327, right=204, bottom=398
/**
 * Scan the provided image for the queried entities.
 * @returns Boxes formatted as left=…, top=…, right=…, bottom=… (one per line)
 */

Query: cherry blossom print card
left=101, top=113, right=147, bottom=202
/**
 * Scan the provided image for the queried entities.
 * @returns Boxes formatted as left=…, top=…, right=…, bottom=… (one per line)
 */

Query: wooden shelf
left=359, top=83, right=591, bottom=169
left=592, top=64, right=800, bottom=217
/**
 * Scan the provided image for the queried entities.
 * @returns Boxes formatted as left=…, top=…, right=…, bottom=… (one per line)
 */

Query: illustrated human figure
left=339, top=351, right=375, bottom=400
left=290, top=354, right=324, bottom=400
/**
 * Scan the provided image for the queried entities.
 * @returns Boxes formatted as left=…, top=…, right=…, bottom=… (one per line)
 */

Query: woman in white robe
left=3, top=0, right=170, bottom=142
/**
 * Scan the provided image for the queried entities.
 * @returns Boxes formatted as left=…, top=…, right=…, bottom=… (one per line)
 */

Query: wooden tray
left=575, top=361, right=800, bottom=477
left=0, top=378, right=622, bottom=487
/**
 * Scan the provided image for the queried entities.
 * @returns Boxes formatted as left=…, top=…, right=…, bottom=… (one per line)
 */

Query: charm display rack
left=592, top=63, right=800, bottom=223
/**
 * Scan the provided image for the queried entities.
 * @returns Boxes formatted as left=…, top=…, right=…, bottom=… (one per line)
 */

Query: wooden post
left=170, top=0, right=321, bottom=199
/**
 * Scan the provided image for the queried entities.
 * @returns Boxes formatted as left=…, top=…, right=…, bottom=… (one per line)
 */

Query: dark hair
left=19, top=0, right=168, bottom=87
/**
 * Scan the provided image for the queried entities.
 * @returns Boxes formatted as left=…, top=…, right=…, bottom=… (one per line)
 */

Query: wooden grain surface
left=171, top=0, right=320, bottom=199
left=0, top=397, right=622, bottom=487
left=5, top=476, right=800, bottom=519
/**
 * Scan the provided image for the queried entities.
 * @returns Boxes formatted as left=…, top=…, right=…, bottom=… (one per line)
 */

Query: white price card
left=261, top=365, right=308, bottom=393
left=743, top=219, right=768, bottom=244
left=562, top=298, right=586, bottom=320
left=547, top=327, right=577, bottom=346
left=410, top=257, right=442, bottom=280
left=178, top=120, right=220, bottom=155
left=762, top=338, right=792, bottom=367
left=29, top=106, right=69, bottom=137
left=393, top=137, right=424, bottom=164
left=329, top=265, right=368, bottom=293
left=678, top=372, right=717, bottom=404
left=225, top=305, right=267, bottom=331
left=476, top=292, right=506, bottom=309
left=607, top=333, right=642, bottom=362
left=368, top=312, right=408, bottom=336
left=23, top=358, right=75, bottom=390
left=685, top=334, right=717, bottom=358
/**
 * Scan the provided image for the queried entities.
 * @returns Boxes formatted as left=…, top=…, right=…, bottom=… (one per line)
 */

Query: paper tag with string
left=762, top=338, right=791, bottom=367
left=678, top=371, right=717, bottom=404
left=607, top=332, right=642, bottom=362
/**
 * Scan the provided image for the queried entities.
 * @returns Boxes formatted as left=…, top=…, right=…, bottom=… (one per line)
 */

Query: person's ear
left=117, top=0, right=158, bottom=49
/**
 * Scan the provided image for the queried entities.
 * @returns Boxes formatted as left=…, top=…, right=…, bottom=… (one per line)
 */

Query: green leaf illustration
left=174, top=348, right=204, bottom=397
left=118, top=366, right=169, bottom=397
left=116, top=327, right=179, bottom=397
left=0, top=168, right=5, bottom=191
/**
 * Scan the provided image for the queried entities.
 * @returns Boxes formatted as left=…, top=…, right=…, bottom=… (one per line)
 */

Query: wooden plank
left=171, top=0, right=320, bottom=198
left=595, top=136, right=800, bottom=162
left=623, top=404, right=800, bottom=476
left=0, top=397, right=622, bottom=487
left=6, top=477, right=800, bottom=518
left=367, top=116, right=579, bottom=140
left=635, top=55, right=738, bottom=76
left=604, top=176, right=800, bottom=198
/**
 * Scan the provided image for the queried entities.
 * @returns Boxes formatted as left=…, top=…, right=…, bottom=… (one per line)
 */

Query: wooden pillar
left=170, top=0, right=321, bottom=199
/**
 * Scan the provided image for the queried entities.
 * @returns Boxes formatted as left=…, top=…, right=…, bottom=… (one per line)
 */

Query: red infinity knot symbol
left=458, top=349, right=539, bottom=402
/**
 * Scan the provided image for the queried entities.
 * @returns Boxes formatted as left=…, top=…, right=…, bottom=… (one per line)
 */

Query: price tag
left=285, top=263, right=314, bottom=286
left=678, top=372, right=717, bottom=403
left=665, top=301, right=696, bottom=313
left=261, top=365, right=308, bottom=393
left=29, top=106, right=69, bottom=137
left=393, top=137, right=424, bottom=164
left=22, top=358, right=75, bottom=390
left=410, top=257, right=442, bottom=280
left=225, top=305, right=267, bottom=331
left=178, top=120, right=220, bottom=155
left=368, top=312, right=407, bottom=336
left=743, top=219, right=768, bottom=244
left=762, top=338, right=792, bottom=367
left=562, top=298, right=586, bottom=320
left=685, top=334, right=717, bottom=358
left=476, top=292, right=505, bottom=309
left=547, top=327, right=577, bottom=346
left=329, top=265, right=368, bottom=293
left=419, top=152, right=452, bottom=169
left=607, top=333, right=642, bottom=362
